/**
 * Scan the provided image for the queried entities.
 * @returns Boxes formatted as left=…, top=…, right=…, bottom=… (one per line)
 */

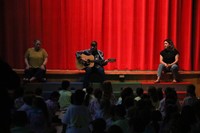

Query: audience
left=2, top=57, right=199, bottom=133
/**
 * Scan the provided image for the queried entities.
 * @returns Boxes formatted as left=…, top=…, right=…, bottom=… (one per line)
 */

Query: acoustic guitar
left=76, top=54, right=116, bottom=69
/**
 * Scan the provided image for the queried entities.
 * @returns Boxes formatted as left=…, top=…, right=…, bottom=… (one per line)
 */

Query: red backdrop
left=0, top=0, right=200, bottom=70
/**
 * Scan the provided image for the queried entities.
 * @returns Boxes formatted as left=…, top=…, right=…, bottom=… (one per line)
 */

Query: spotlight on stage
left=119, top=74, right=125, bottom=82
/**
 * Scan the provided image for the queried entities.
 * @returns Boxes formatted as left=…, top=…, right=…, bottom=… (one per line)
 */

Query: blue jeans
left=157, top=64, right=179, bottom=80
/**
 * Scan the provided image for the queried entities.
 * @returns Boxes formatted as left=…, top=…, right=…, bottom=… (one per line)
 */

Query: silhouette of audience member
left=58, top=80, right=72, bottom=110
left=34, top=87, right=44, bottom=99
left=102, top=81, right=116, bottom=105
left=83, top=86, right=94, bottom=107
left=0, top=59, right=20, bottom=133
left=120, top=87, right=134, bottom=106
left=112, top=105, right=130, bottom=133
left=156, top=87, right=164, bottom=101
left=10, top=111, right=34, bottom=133
left=88, top=88, right=102, bottom=120
left=26, top=97, right=49, bottom=133
left=0, top=88, right=12, bottom=133
left=45, top=91, right=60, bottom=123
left=177, top=105, right=197, bottom=133
left=18, top=92, right=34, bottom=115
left=14, top=87, right=25, bottom=110
left=90, top=118, right=107, bottom=133
left=145, top=110, right=162, bottom=133
left=158, top=87, right=181, bottom=118
left=129, top=116, right=146, bottom=133
left=107, top=125, right=123, bottom=133
left=147, top=86, right=159, bottom=110
left=0, top=58, right=20, bottom=90
left=24, top=39, right=48, bottom=82
left=134, top=87, right=144, bottom=102
left=62, top=89, right=91, bottom=133
left=182, top=84, right=198, bottom=107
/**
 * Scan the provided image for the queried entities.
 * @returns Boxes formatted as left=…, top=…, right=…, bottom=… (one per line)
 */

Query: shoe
left=154, top=80, right=160, bottom=83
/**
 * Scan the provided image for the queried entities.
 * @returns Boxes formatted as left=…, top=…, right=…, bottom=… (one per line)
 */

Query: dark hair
left=186, top=84, right=196, bottom=97
left=164, top=39, right=174, bottom=50
left=73, top=89, right=85, bottom=105
left=91, top=41, right=97, bottom=47
left=33, top=39, right=41, bottom=44
left=91, top=118, right=106, bottom=132
left=49, top=91, right=60, bottom=100
left=136, top=87, right=144, bottom=96
left=61, top=80, right=70, bottom=90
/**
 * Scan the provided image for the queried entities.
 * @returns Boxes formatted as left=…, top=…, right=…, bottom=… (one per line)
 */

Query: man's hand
left=104, top=59, right=109, bottom=63
left=26, top=65, right=30, bottom=69
left=80, top=59, right=89, bottom=66
left=40, top=64, right=45, bottom=70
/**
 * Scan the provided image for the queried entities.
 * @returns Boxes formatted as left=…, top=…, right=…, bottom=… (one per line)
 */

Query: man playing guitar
left=76, top=41, right=115, bottom=88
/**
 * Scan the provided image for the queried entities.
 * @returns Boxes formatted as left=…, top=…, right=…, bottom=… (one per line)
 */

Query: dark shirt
left=76, top=49, right=107, bottom=68
left=160, top=49, right=179, bottom=64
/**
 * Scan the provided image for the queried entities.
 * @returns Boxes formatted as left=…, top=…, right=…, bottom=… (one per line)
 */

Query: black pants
left=24, top=68, right=46, bottom=81
left=83, top=66, right=105, bottom=88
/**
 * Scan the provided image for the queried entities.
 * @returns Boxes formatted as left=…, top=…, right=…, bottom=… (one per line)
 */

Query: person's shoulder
left=160, top=49, right=166, bottom=54
left=83, top=49, right=92, bottom=54
left=40, top=48, right=47, bottom=51
left=173, top=48, right=179, bottom=54
left=40, top=48, right=48, bottom=53
left=27, top=47, right=34, bottom=51
left=98, top=50, right=103, bottom=53
left=174, top=48, right=179, bottom=52
left=77, top=49, right=90, bottom=52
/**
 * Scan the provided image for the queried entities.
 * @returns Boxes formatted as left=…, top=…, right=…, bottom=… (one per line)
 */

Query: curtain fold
left=0, top=0, right=199, bottom=70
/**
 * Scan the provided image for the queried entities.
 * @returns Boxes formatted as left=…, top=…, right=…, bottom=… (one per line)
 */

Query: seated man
left=23, top=39, right=48, bottom=82
left=154, top=39, right=179, bottom=83
left=76, top=41, right=109, bottom=88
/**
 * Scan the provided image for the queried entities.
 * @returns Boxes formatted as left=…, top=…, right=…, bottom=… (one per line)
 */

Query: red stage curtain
left=0, top=0, right=199, bottom=70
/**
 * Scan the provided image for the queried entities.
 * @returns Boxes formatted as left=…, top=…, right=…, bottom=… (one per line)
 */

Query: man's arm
left=97, top=51, right=108, bottom=66
left=25, top=58, right=30, bottom=69
left=76, top=49, right=88, bottom=59
left=40, top=57, right=48, bottom=70
left=76, top=51, right=82, bottom=59
left=76, top=50, right=90, bottom=65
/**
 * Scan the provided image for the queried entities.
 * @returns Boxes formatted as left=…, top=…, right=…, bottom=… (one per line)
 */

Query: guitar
left=76, top=54, right=116, bottom=69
